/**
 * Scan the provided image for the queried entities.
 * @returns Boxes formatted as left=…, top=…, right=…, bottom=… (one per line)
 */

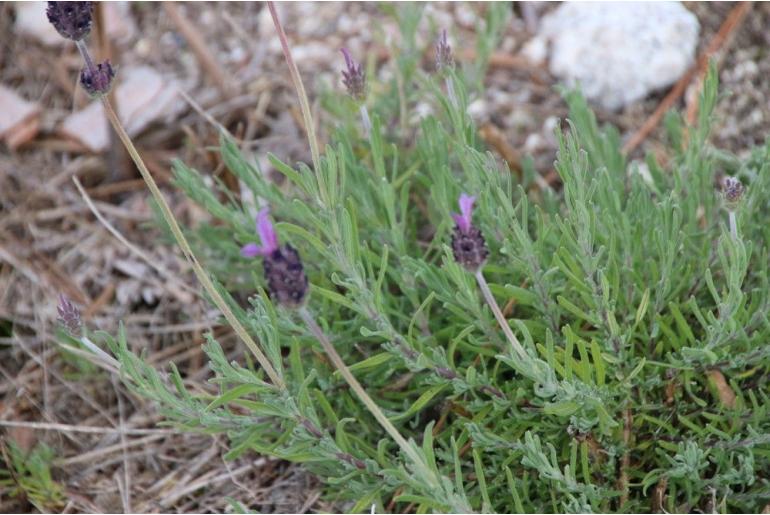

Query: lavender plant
left=54, top=4, right=770, bottom=513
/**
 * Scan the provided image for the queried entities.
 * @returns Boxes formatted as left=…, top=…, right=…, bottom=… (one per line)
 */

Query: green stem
left=75, top=40, right=95, bottom=73
left=475, top=268, right=528, bottom=361
left=99, top=97, right=285, bottom=391
left=298, top=307, right=445, bottom=493
left=729, top=210, right=738, bottom=240
left=267, top=1, right=321, bottom=173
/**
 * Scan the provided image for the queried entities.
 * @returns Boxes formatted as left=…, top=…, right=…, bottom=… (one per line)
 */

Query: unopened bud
left=722, top=176, right=744, bottom=208
left=435, top=29, right=454, bottom=72
left=80, top=60, right=115, bottom=97
left=340, top=48, right=366, bottom=102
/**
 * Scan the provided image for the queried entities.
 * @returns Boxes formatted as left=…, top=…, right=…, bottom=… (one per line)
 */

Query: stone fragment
left=0, top=85, right=41, bottom=149
left=531, top=2, right=700, bottom=110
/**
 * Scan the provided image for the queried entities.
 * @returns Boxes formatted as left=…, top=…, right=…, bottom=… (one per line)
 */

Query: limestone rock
left=0, top=85, right=41, bottom=149
left=532, top=2, right=699, bottom=110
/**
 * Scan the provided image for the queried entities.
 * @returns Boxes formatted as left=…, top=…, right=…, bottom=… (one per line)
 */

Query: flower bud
left=435, top=29, right=454, bottom=72
left=80, top=60, right=115, bottom=97
left=241, top=208, right=308, bottom=307
left=722, top=176, right=744, bottom=208
left=340, top=48, right=366, bottom=102
left=57, top=294, right=82, bottom=336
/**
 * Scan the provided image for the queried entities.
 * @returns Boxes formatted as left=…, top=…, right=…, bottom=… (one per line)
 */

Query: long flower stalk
left=728, top=210, right=738, bottom=240
left=98, top=99, right=285, bottom=389
left=475, top=269, right=528, bottom=361
left=298, top=308, right=440, bottom=486
left=267, top=1, right=321, bottom=173
left=359, top=103, right=372, bottom=139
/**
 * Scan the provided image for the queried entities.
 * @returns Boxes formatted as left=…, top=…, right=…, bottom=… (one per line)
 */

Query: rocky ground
left=1, top=2, right=768, bottom=512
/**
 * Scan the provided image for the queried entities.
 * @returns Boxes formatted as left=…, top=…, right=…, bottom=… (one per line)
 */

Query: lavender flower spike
left=451, top=193, right=488, bottom=271
left=436, top=29, right=454, bottom=71
left=46, top=1, right=94, bottom=42
left=57, top=293, right=82, bottom=336
left=241, top=207, right=280, bottom=257
left=436, top=30, right=458, bottom=107
left=240, top=207, right=308, bottom=307
left=722, top=176, right=744, bottom=207
left=340, top=48, right=366, bottom=102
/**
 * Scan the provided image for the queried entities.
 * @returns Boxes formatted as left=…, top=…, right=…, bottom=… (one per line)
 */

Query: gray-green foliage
left=0, top=442, right=65, bottom=512
left=103, top=7, right=770, bottom=513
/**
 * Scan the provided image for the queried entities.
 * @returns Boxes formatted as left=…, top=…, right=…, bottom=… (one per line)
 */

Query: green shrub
left=95, top=12, right=770, bottom=514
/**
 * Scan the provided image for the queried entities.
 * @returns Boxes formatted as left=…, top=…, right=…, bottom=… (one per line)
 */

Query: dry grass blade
left=163, top=2, right=234, bottom=99
left=0, top=420, right=173, bottom=435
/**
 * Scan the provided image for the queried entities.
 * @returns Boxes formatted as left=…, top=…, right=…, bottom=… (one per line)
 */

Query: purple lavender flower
left=436, top=29, right=454, bottom=72
left=80, top=60, right=115, bottom=97
left=46, top=1, right=94, bottom=41
left=340, top=48, right=366, bottom=102
left=241, top=208, right=308, bottom=307
left=450, top=193, right=488, bottom=271
left=57, top=293, right=82, bottom=336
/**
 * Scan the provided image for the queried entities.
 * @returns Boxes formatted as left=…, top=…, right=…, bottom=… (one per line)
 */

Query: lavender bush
left=56, top=3, right=770, bottom=513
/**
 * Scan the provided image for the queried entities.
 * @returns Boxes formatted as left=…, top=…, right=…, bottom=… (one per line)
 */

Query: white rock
left=521, top=36, right=548, bottom=66
left=536, top=2, right=699, bottom=110
left=14, top=2, right=61, bottom=46
left=467, top=99, right=488, bottom=121
left=0, top=84, right=41, bottom=149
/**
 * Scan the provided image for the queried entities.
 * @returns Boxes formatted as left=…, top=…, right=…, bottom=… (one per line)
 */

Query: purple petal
left=340, top=47, right=354, bottom=70
left=240, top=243, right=262, bottom=258
left=256, top=207, right=279, bottom=254
left=453, top=193, right=475, bottom=232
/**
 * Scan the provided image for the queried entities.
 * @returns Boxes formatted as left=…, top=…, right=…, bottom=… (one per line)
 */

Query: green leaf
left=206, top=383, right=265, bottom=411
left=389, top=384, right=449, bottom=422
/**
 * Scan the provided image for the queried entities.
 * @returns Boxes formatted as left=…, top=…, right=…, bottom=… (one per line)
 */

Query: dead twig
left=479, top=122, right=522, bottom=177
left=0, top=420, right=172, bottom=435
left=684, top=2, right=753, bottom=125
left=618, top=407, right=633, bottom=508
left=163, top=2, right=235, bottom=99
